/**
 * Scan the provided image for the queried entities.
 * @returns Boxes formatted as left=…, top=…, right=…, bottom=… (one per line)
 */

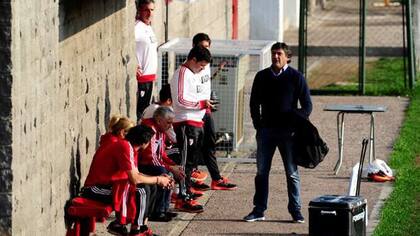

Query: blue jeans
left=252, top=128, right=301, bottom=214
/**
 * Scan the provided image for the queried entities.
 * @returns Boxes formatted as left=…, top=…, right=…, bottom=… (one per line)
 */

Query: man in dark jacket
left=244, top=42, right=312, bottom=223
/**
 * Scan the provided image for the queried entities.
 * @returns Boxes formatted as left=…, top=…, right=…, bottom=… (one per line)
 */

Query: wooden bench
left=66, top=197, right=113, bottom=236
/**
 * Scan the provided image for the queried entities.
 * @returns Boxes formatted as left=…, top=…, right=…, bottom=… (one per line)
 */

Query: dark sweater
left=250, top=66, right=312, bottom=129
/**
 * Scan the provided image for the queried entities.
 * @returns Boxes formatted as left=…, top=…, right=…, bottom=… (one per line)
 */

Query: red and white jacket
left=197, top=64, right=212, bottom=114
left=135, top=20, right=158, bottom=83
left=138, top=119, right=176, bottom=169
left=170, top=64, right=207, bottom=127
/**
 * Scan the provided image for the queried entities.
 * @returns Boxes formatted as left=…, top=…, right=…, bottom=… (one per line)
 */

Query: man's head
left=153, top=106, right=175, bottom=132
left=192, top=33, right=211, bottom=49
left=270, top=42, right=292, bottom=71
left=136, top=0, right=155, bottom=25
left=125, top=124, right=155, bottom=150
left=159, top=84, right=172, bottom=106
left=186, top=46, right=212, bottom=74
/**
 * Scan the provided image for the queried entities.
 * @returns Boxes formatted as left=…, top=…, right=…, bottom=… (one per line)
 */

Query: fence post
left=298, top=0, right=307, bottom=76
left=406, top=0, right=417, bottom=89
left=358, top=0, right=366, bottom=95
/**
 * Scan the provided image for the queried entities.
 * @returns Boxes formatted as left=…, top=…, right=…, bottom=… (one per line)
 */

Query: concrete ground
left=95, top=95, right=408, bottom=235
left=93, top=1, right=408, bottom=235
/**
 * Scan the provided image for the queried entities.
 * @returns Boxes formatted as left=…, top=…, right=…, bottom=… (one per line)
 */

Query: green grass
left=320, top=58, right=413, bottom=96
left=372, top=85, right=420, bottom=236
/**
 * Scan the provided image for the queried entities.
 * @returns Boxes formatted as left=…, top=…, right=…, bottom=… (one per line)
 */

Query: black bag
left=293, top=114, right=329, bottom=168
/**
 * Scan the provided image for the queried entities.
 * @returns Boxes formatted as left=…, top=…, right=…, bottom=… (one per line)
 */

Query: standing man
left=191, top=33, right=237, bottom=191
left=244, top=42, right=312, bottom=223
left=170, top=46, right=213, bottom=213
left=135, top=0, right=158, bottom=120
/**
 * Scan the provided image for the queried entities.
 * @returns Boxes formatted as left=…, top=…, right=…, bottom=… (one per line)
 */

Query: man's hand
left=157, top=175, right=175, bottom=189
left=136, top=65, right=143, bottom=78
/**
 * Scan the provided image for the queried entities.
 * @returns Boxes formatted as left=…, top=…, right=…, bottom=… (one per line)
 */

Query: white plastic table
left=324, top=104, right=387, bottom=175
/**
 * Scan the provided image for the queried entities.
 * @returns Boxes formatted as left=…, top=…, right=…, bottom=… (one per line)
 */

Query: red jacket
left=138, top=119, right=175, bottom=169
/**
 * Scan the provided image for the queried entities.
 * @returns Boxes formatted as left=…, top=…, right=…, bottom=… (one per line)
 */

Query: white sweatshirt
left=135, top=20, right=158, bottom=83
left=170, top=65, right=207, bottom=127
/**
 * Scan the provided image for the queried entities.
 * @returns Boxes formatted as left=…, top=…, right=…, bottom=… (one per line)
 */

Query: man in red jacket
left=82, top=125, right=174, bottom=236
left=139, top=106, right=185, bottom=221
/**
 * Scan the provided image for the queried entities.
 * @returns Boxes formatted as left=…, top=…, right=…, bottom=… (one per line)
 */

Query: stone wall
left=0, top=0, right=12, bottom=235
left=6, top=0, right=249, bottom=234
left=10, top=0, right=136, bottom=234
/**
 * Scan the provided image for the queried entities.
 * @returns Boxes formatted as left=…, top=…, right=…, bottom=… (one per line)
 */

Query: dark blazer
left=292, top=113, right=329, bottom=169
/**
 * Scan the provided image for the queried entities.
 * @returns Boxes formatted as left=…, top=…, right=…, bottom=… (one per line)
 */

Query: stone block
left=0, top=97, right=11, bottom=117
left=0, top=193, right=11, bottom=217
left=0, top=216, right=11, bottom=236
left=0, top=169, right=11, bottom=192
left=0, top=118, right=11, bottom=146
left=0, top=146, right=11, bottom=169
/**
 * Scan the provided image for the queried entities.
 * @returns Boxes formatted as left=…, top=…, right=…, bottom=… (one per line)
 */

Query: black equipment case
left=309, top=195, right=367, bottom=236
left=309, top=139, right=369, bottom=236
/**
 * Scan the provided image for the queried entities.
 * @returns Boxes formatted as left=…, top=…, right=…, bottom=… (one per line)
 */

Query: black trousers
left=81, top=184, right=153, bottom=226
left=201, top=113, right=222, bottom=181
left=138, top=165, right=170, bottom=215
left=174, top=124, right=204, bottom=197
left=136, top=81, right=153, bottom=120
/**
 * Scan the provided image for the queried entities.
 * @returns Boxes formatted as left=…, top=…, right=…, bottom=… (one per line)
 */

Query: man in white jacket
left=170, top=46, right=213, bottom=213
left=135, top=0, right=158, bottom=121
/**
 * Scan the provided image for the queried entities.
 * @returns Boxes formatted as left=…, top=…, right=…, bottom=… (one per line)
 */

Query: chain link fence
left=285, top=0, right=407, bottom=94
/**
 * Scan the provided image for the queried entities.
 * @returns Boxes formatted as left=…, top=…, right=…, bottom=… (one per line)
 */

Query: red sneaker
left=174, top=199, right=204, bottom=213
left=191, top=180, right=210, bottom=191
left=129, top=228, right=152, bottom=236
left=191, top=169, right=208, bottom=182
left=211, top=177, right=237, bottom=190
left=188, top=187, right=205, bottom=196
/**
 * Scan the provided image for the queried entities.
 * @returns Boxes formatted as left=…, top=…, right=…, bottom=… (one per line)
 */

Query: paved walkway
left=96, top=95, right=408, bottom=235
left=94, top=1, right=409, bottom=235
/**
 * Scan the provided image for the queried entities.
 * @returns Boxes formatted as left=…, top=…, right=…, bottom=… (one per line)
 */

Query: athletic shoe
left=291, top=211, right=305, bottom=223
left=107, top=220, right=128, bottom=235
left=211, top=177, right=237, bottom=190
left=243, top=211, right=265, bottom=222
left=129, top=227, right=155, bottom=236
left=166, top=211, right=178, bottom=218
left=191, top=169, right=208, bottom=182
left=174, top=199, right=204, bottom=213
left=191, top=180, right=210, bottom=191
left=188, top=187, right=205, bottom=196
left=148, top=212, right=173, bottom=222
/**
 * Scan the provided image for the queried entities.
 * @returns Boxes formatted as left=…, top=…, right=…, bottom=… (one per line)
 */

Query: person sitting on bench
left=82, top=124, right=174, bottom=236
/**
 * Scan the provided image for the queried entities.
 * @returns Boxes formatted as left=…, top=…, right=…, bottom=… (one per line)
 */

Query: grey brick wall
left=414, top=0, right=419, bottom=70
left=0, top=0, right=12, bottom=235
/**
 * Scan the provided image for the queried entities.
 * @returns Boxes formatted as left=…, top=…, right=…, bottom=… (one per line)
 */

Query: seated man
left=82, top=124, right=174, bottom=236
left=139, top=106, right=185, bottom=221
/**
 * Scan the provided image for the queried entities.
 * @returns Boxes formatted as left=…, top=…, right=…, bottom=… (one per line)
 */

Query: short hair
left=187, top=46, right=212, bottom=62
left=108, top=115, right=135, bottom=135
left=192, top=33, right=211, bottom=47
left=153, top=106, right=175, bottom=121
left=159, top=84, right=172, bottom=103
left=125, top=124, right=155, bottom=146
left=136, top=0, right=154, bottom=10
left=271, top=42, right=292, bottom=63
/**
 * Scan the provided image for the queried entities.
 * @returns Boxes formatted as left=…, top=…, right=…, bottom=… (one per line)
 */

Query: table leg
left=369, top=113, right=375, bottom=163
left=334, top=112, right=345, bottom=175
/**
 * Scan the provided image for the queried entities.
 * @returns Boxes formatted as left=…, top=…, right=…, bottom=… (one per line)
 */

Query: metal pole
left=406, top=0, right=417, bottom=89
left=402, top=2, right=408, bottom=88
left=165, top=1, right=169, bottom=42
left=298, top=0, right=307, bottom=76
left=358, top=0, right=366, bottom=95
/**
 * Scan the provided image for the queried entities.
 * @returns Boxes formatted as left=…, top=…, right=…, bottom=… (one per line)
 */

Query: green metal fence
left=289, top=0, right=417, bottom=95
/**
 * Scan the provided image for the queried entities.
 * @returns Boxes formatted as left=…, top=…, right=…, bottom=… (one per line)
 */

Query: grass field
left=320, top=58, right=413, bottom=96
left=372, top=85, right=420, bottom=236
